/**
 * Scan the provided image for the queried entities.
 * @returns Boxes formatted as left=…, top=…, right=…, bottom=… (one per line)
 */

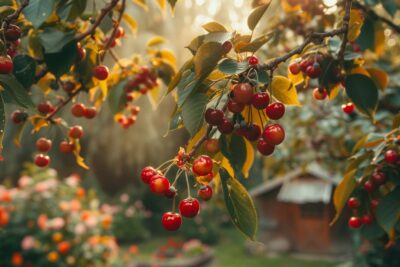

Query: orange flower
left=1, top=191, right=12, bottom=202
left=12, top=253, right=23, bottom=266
left=0, top=208, right=9, bottom=226
left=76, top=187, right=86, bottom=198
left=47, top=251, right=59, bottom=262
left=52, top=232, right=63, bottom=243
left=58, top=241, right=70, bottom=254
left=80, top=210, right=90, bottom=221
left=129, top=245, right=138, bottom=254
left=37, top=214, right=48, bottom=230
left=102, top=214, right=112, bottom=230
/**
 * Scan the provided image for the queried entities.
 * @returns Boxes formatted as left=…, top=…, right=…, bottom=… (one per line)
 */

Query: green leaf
left=219, top=134, right=247, bottom=177
left=345, top=74, right=378, bottom=120
left=380, top=0, right=397, bottom=17
left=0, top=94, right=5, bottom=152
left=186, top=32, right=232, bottom=55
left=182, top=92, right=207, bottom=136
left=39, top=28, right=76, bottom=54
left=177, top=71, right=196, bottom=107
left=168, top=110, right=183, bottom=133
left=218, top=59, right=249, bottom=75
left=108, top=80, right=129, bottom=114
left=194, top=42, right=224, bottom=80
left=22, top=0, right=56, bottom=28
left=331, top=169, right=357, bottom=225
left=238, top=34, right=273, bottom=53
left=220, top=167, right=258, bottom=240
left=57, top=0, right=87, bottom=21
left=376, top=187, right=400, bottom=233
left=202, top=21, right=228, bottom=33
left=12, top=55, right=37, bottom=89
left=167, top=59, right=193, bottom=94
left=256, top=69, right=270, bottom=84
left=247, top=1, right=271, bottom=31
left=0, top=74, right=34, bottom=108
left=356, top=17, right=375, bottom=51
left=44, top=41, right=78, bottom=78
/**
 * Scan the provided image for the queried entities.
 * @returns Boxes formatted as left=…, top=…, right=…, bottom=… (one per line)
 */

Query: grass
left=121, top=228, right=340, bottom=267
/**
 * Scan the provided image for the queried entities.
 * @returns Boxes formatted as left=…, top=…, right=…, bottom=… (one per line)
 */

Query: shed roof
left=277, top=179, right=332, bottom=204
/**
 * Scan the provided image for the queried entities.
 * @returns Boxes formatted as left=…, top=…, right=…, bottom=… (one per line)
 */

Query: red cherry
left=77, top=46, right=86, bottom=61
left=305, top=64, right=321, bottom=79
left=370, top=199, right=379, bottom=210
left=251, top=92, right=270, bottom=109
left=341, top=102, right=355, bottom=114
left=363, top=180, right=375, bottom=193
left=161, top=212, right=182, bottom=231
left=222, top=41, right=233, bottom=54
left=93, top=65, right=109, bottom=80
left=105, top=37, right=117, bottom=48
left=228, top=100, right=245, bottom=113
left=198, top=185, right=212, bottom=201
left=218, top=118, right=234, bottom=134
left=38, top=101, right=54, bottom=115
left=232, top=83, right=253, bottom=104
left=299, top=59, right=312, bottom=72
left=192, top=155, right=213, bottom=176
left=83, top=107, right=97, bottom=119
left=262, top=124, right=285, bottom=145
left=7, top=47, right=17, bottom=58
left=59, top=141, right=74, bottom=153
left=131, top=106, right=140, bottom=115
left=36, top=138, right=52, bottom=152
left=204, top=108, right=224, bottom=126
left=5, top=25, right=21, bottom=41
left=140, top=166, right=157, bottom=184
left=248, top=55, right=259, bottom=65
left=11, top=110, right=27, bottom=124
left=312, top=88, right=327, bottom=100
left=347, top=197, right=360, bottom=209
left=69, top=125, right=84, bottom=139
left=179, top=198, right=200, bottom=218
left=34, top=154, right=50, bottom=167
left=348, top=217, right=362, bottom=229
left=257, top=138, right=275, bottom=156
left=149, top=175, right=170, bottom=195
left=361, top=214, right=374, bottom=225
left=265, top=102, right=285, bottom=120
left=288, top=62, right=301, bottom=75
left=71, top=103, right=86, bottom=117
left=115, top=26, right=125, bottom=38
left=384, top=150, right=398, bottom=164
left=204, top=139, right=219, bottom=154
left=62, top=81, right=76, bottom=93
left=244, top=124, right=261, bottom=141
left=164, top=186, right=177, bottom=199
left=371, top=172, right=386, bottom=185
left=0, top=56, right=13, bottom=74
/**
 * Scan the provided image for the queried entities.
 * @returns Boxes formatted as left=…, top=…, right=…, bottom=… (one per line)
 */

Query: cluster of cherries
left=0, top=24, right=22, bottom=75
left=116, top=105, right=140, bottom=129
left=140, top=155, right=214, bottom=231
left=71, top=103, right=97, bottom=119
left=104, top=26, right=125, bottom=49
left=347, top=149, right=399, bottom=229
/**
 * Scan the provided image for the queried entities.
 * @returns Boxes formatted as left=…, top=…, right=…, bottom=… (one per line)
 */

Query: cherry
left=36, top=138, right=52, bottom=152
left=204, top=108, right=224, bottom=126
left=5, top=25, right=21, bottom=41
left=363, top=180, right=375, bottom=193
left=232, top=83, right=253, bottom=104
left=38, top=101, right=54, bottom=115
left=305, top=64, right=321, bottom=79
left=348, top=217, right=362, bottom=229
left=161, top=212, right=182, bottom=231
left=11, top=110, right=27, bottom=124
left=262, top=124, right=285, bottom=145
left=370, top=199, right=379, bottom=210
left=252, top=92, right=270, bottom=109
left=115, top=26, right=125, bottom=38
left=164, top=186, right=177, bottom=199
left=204, top=139, right=220, bottom=154
left=341, top=102, right=355, bottom=114
left=257, top=138, right=275, bottom=156
left=0, top=56, right=13, bottom=74
left=140, top=166, right=157, bottom=184
left=93, top=65, right=109, bottom=80
left=218, top=118, right=234, bottom=134
left=371, top=172, right=386, bottom=185
left=149, top=175, right=170, bottom=195
left=77, top=46, right=86, bottom=61
left=198, top=185, right=212, bottom=201
left=228, top=100, right=244, bottom=113
left=83, top=107, right=97, bottom=119
left=71, top=103, right=86, bottom=117
left=192, top=155, right=213, bottom=176
left=312, top=88, right=327, bottom=100
left=34, top=154, right=50, bottom=167
left=179, top=198, right=200, bottom=218
left=105, top=37, right=117, bottom=48
left=222, top=41, right=233, bottom=54
left=288, top=62, right=301, bottom=75
left=62, top=81, right=76, bottom=93
left=347, top=197, right=360, bottom=209
left=248, top=55, right=259, bottom=65
left=299, top=59, right=312, bottom=72
left=244, top=124, right=261, bottom=141
left=69, top=125, right=84, bottom=139
left=362, top=214, right=374, bottom=225
left=59, top=141, right=74, bottom=153
left=384, top=150, right=398, bottom=164
left=131, top=106, right=140, bottom=115
left=265, top=102, right=285, bottom=120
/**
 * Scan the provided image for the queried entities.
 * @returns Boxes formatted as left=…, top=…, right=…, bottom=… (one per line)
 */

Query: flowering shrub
left=0, top=167, right=118, bottom=267
left=154, top=238, right=208, bottom=260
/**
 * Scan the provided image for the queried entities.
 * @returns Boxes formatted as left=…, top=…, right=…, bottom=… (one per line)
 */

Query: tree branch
left=3, top=0, right=30, bottom=24
left=337, top=0, right=353, bottom=63
left=46, top=89, right=80, bottom=121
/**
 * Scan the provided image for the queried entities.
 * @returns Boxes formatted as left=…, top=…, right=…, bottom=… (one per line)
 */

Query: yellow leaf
left=147, top=86, right=161, bottom=109
left=328, top=83, right=342, bottom=100
left=13, top=122, right=26, bottom=147
left=157, top=0, right=166, bottom=10
left=247, top=0, right=271, bottom=31
left=30, top=116, right=49, bottom=133
left=186, top=126, right=206, bottom=152
left=36, top=72, right=56, bottom=95
left=280, top=0, right=301, bottom=12
left=157, top=49, right=177, bottom=68
left=241, top=105, right=268, bottom=129
left=147, top=36, right=166, bottom=47
left=207, top=70, right=227, bottom=81
left=271, top=75, right=300, bottom=106
left=122, top=14, right=138, bottom=34
left=374, top=24, right=385, bottom=56
left=233, top=34, right=251, bottom=53
left=242, top=139, right=254, bottom=178
left=331, top=169, right=357, bottom=225
left=132, top=0, right=148, bottom=10
left=351, top=66, right=371, bottom=77
left=202, top=21, right=228, bottom=33
left=347, top=9, right=364, bottom=42
left=366, top=68, right=389, bottom=90
left=72, top=139, right=90, bottom=170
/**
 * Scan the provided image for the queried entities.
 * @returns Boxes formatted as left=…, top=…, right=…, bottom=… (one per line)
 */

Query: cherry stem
left=156, top=159, right=176, bottom=170
left=46, top=89, right=81, bottom=122
left=3, top=0, right=30, bottom=25
left=185, top=171, right=191, bottom=198
left=172, top=169, right=183, bottom=187
left=172, top=196, right=176, bottom=213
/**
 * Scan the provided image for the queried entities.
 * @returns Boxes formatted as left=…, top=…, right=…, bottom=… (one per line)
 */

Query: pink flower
left=74, top=223, right=86, bottom=235
left=21, top=236, right=35, bottom=250
left=70, top=200, right=81, bottom=212
left=120, top=194, right=129, bottom=203
left=50, top=217, right=65, bottom=230
left=18, top=176, right=32, bottom=188
left=35, top=182, right=48, bottom=193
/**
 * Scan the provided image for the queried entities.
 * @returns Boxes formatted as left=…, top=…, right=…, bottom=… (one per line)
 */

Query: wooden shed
left=250, top=163, right=350, bottom=255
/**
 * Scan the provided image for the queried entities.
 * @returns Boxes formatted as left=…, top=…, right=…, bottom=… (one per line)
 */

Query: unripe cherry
left=312, top=88, right=327, bottom=100
left=204, top=139, right=220, bottom=154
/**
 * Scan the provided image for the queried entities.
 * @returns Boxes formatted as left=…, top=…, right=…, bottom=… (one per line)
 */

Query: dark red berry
left=222, top=41, right=233, bottom=54
left=218, top=118, right=234, bottom=134
left=232, top=83, right=253, bottom=104
left=161, top=212, right=182, bottom=231
left=38, top=101, right=54, bottom=115
left=348, top=217, right=362, bottom=229
left=179, top=198, right=200, bottom=218
left=71, top=103, right=86, bottom=117
left=300, top=59, right=312, bottom=72
left=115, top=26, right=125, bottom=38
left=192, top=155, right=213, bottom=176
left=164, top=186, right=177, bottom=199
left=59, top=141, right=74, bottom=153
left=265, top=102, right=285, bottom=120
left=5, top=24, right=21, bottom=41
left=362, top=214, right=373, bottom=225
left=77, top=46, right=86, bottom=61
left=313, top=88, right=327, bottom=100
left=83, top=107, right=97, bottom=119
left=0, top=56, right=13, bottom=74
left=36, top=138, right=52, bottom=152
left=384, top=150, right=398, bottom=164
left=205, top=108, right=224, bottom=126
left=228, top=100, right=245, bottom=113
left=198, top=185, right=212, bottom=201
left=11, top=110, right=27, bottom=124
left=371, top=172, right=386, bottom=185
left=93, top=65, right=109, bottom=80
left=305, top=64, right=321, bottom=79
left=262, top=124, right=285, bottom=145
left=347, top=197, right=360, bottom=209
left=257, top=138, right=275, bottom=156
left=251, top=92, right=270, bottom=109
left=34, top=154, right=50, bottom=167
left=141, top=166, right=157, bottom=184
left=370, top=199, right=379, bottom=210
left=244, top=125, right=261, bottom=141
left=69, top=125, right=84, bottom=139
left=288, top=62, right=301, bottom=75
left=248, top=55, right=259, bottom=65
left=363, top=180, right=375, bottom=193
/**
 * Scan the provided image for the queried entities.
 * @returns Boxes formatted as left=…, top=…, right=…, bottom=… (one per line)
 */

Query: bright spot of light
left=323, top=0, right=337, bottom=7
left=207, top=1, right=221, bottom=16
left=184, top=0, right=192, bottom=8
left=234, top=0, right=244, bottom=8
left=196, top=0, right=206, bottom=6
left=194, top=14, right=213, bottom=28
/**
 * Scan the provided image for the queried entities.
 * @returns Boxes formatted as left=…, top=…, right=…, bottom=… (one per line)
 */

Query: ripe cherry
left=288, top=62, right=301, bottom=75
left=83, top=107, right=97, bottom=119
left=370, top=199, right=379, bottom=210
left=131, top=106, right=140, bottom=115
left=312, top=88, right=327, bottom=100
left=265, top=102, right=285, bottom=120
left=257, top=138, right=275, bottom=156
left=71, top=103, right=86, bottom=117
left=218, top=118, right=234, bottom=134
left=305, top=64, right=321, bottom=78
left=384, top=150, right=398, bottom=164
left=115, top=26, right=125, bottom=38
left=299, top=59, right=312, bottom=72
left=161, top=212, right=182, bottom=231
left=363, top=180, right=375, bottom=193
left=149, top=175, right=170, bottom=195
left=34, top=154, right=50, bottom=167
left=204, top=139, right=219, bottom=154
left=36, top=138, right=52, bottom=152
left=263, top=124, right=285, bottom=145
left=93, top=65, right=109, bottom=80
left=11, top=110, right=27, bottom=124
left=248, top=55, right=259, bottom=65
left=244, top=124, right=261, bottom=141
left=77, top=46, right=86, bottom=61
left=164, top=186, right=177, bottom=199
left=347, top=197, right=360, bottom=209
left=204, top=108, right=224, bottom=126
left=0, top=56, right=13, bottom=74
left=342, top=102, right=355, bottom=114
left=228, top=100, right=245, bottom=113
left=222, top=41, right=233, bottom=54
left=141, top=166, right=157, bottom=184
left=232, top=83, right=253, bottom=104
left=252, top=92, right=270, bottom=109
left=192, top=155, right=213, bottom=176
left=59, top=141, right=74, bottom=153
left=38, top=101, right=54, bottom=115
left=348, top=217, right=362, bottom=229
left=5, top=25, right=21, bottom=41
left=198, top=185, right=212, bottom=201
left=179, top=198, right=200, bottom=218
left=69, top=125, right=84, bottom=139
left=362, top=214, right=374, bottom=225
left=371, top=172, right=386, bottom=185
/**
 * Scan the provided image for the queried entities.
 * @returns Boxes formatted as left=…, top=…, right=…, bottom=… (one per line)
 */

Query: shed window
left=300, top=203, right=324, bottom=218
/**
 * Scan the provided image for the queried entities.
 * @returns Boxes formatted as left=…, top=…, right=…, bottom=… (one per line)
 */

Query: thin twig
left=337, top=0, right=353, bottom=63
left=46, top=90, right=80, bottom=121
left=3, top=0, right=30, bottom=24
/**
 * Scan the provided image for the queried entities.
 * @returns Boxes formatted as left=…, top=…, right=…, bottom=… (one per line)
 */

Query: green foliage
left=12, top=55, right=37, bottom=89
